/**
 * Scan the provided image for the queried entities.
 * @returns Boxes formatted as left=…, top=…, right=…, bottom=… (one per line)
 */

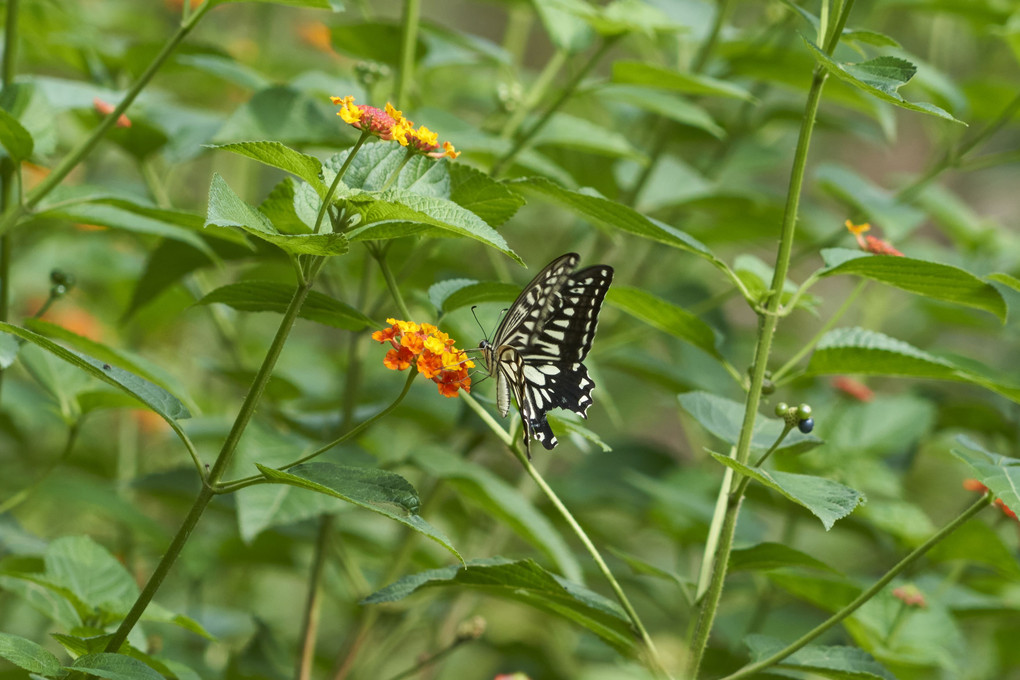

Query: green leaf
left=531, top=112, right=644, bottom=161
left=710, top=453, right=865, bottom=530
left=746, top=634, right=895, bottom=680
left=596, top=84, right=725, bottom=138
left=67, top=653, right=164, bottom=680
left=236, top=481, right=348, bottom=543
left=804, top=40, right=964, bottom=124
left=729, top=542, right=838, bottom=574
left=256, top=462, right=462, bottom=562
left=0, top=322, right=191, bottom=422
left=677, top=391, right=822, bottom=454
left=507, top=177, right=714, bottom=260
left=612, top=61, right=756, bottom=101
left=412, top=447, right=583, bottom=582
left=341, top=186, right=522, bottom=264
left=989, top=272, right=1020, bottom=292
left=0, top=106, right=34, bottom=161
left=206, top=174, right=348, bottom=255
left=928, top=517, right=1020, bottom=577
left=952, top=436, right=1020, bottom=516
left=209, top=142, right=326, bottom=196
left=819, top=248, right=1006, bottom=321
left=448, top=163, right=525, bottom=227
left=548, top=414, right=612, bottom=452
left=196, top=281, right=374, bottom=330
left=0, top=632, right=63, bottom=676
left=606, top=287, right=721, bottom=359
left=362, top=557, right=637, bottom=656
left=806, top=327, right=1020, bottom=404
left=334, top=143, right=450, bottom=196
left=429, top=279, right=519, bottom=313
left=0, top=574, right=82, bottom=629
left=213, top=85, right=341, bottom=145
left=534, top=0, right=595, bottom=53
left=44, top=536, right=138, bottom=613
left=330, top=21, right=427, bottom=65
left=607, top=547, right=688, bottom=591
left=0, top=332, right=18, bottom=369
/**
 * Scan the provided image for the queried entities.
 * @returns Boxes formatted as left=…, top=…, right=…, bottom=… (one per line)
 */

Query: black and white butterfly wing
left=482, top=253, right=613, bottom=451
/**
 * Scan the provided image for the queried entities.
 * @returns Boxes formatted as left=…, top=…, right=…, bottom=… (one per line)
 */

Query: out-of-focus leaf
left=612, top=61, right=756, bottom=100
left=607, top=287, right=721, bottom=358
left=213, top=86, right=341, bottom=145
left=0, top=107, right=34, bottom=161
left=531, top=112, right=645, bottom=161
left=362, top=558, right=636, bottom=656
left=196, top=281, right=374, bottom=330
left=711, top=453, right=866, bottom=530
left=533, top=0, right=595, bottom=53
left=729, top=542, right=838, bottom=574
left=209, top=142, right=326, bottom=196
left=815, top=164, right=926, bottom=239
left=330, top=21, right=427, bottom=65
left=745, top=634, right=895, bottom=680
left=952, top=436, right=1020, bottom=517
left=66, top=653, right=163, bottom=680
left=429, top=280, right=519, bottom=313
left=678, top=391, right=822, bottom=454
left=596, top=84, right=725, bottom=138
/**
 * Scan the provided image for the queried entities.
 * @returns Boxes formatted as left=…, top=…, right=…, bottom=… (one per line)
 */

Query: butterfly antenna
left=470, top=305, right=489, bottom=342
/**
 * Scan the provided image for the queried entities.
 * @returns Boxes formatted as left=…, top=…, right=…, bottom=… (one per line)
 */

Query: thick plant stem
left=686, top=2, right=855, bottom=673
left=395, top=0, right=420, bottom=105
left=105, top=267, right=321, bottom=651
left=719, top=494, right=991, bottom=680
left=490, top=36, right=620, bottom=178
left=295, top=515, right=334, bottom=680
left=0, top=2, right=211, bottom=238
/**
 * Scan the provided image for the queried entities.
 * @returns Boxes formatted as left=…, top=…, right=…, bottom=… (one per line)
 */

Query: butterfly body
left=480, top=253, right=613, bottom=451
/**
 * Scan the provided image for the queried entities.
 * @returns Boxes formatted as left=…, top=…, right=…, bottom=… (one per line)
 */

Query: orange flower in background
left=331, top=97, right=412, bottom=142
left=298, top=21, right=335, bottom=55
left=963, top=479, right=1018, bottom=522
left=892, top=585, right=926, bottom=608
left=93, top=98, right=131, bottom=128
left=373, top=318, right=473, bottom=397
left=845, top=220, right=903, bottom=256
left=831, top=376, right=874, bottom=402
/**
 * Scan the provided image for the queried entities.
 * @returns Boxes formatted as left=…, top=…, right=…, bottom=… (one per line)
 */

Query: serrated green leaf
left=677, top=391, right=822, bottom=454
left=449, top=163, right=525, bottom=227
left=507, top=177, right=714, bottom=260
left=804, top=40, right=964, bottom=124
left=0, top=322, right=191, bottom=422
left=819, top=248, right=1006, bottom=321
left=612, top=61, right=756, bottom=101
left=209, top=141, right=326, bottom=195
left=746, top=634, right=895, bottom=679
left=607, top=287, right=721, bottom=359
left=413, top=447, right=582, bottom=582
left=67, top=653, right=163, bottom=680
left=952, top=436, right=1020, bottom=517
left=206, top=174, right=348, bottom=255
left=44, top=536, right=138, bottom=613
left=0, top=632, right=63, bottom=676
left=729, top=542, right=838, bottom=574
left=806, top=327, right=1020, bottom=404
left=362, top=557, right=636, bottom=656
left=256, top=462, right=462, bottom=561
left=333, top=143, right=450, bottom=196
left=711, top=453, right=865, bottom=530
left=196, top=281, right=373, bottom=330
left=0, top=106, right=34, bottom=161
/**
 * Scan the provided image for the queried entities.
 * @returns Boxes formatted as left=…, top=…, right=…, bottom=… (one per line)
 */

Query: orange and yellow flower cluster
left=331, top=96, right=460, bottom=159
left=372, top=319, right=474, bottom=397
left=845, top=220, right=903, bottom=256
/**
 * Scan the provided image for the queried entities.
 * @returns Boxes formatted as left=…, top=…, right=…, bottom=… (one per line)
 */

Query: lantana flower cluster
left=331, top=96, right=460, bottom=159
left=845, top=220, right=904, bottom=256
left=372, top=319, right=474, bottom=397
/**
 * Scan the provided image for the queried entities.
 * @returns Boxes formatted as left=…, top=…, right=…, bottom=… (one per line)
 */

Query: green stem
left=0, top=0, right=20, bottom=406
left=295, top=515, right=333, bottom=680
left=385, top=634, right=474, bottom=680
left=686, top=4, right=854, bottom=675
left=378, top=148, right=415, bottom=192
left=216, top=369, right=418, bottom=493
left=371, top=243, right=413, bottom=318
left=394, top=0, right=420, bottom=105
left=2, top=0, right=18, bottom=87
left=719, top=494, right=991, bottom=680
left=490, top=36, right=620, bottom=178
left=772, top=280, right=866, bottom=384
left=104, top=262, right=320, bottom=651
left=140, top=158, right=172, bottom=209
left=316, top=130, right=371, bottom=235
left=692, top=0, right=733, bottom=73
left=0, top=420, right=80, bottom=514
left=0, top=2, right=211, bottom=239
left=500, top=49, right=568, bottom=141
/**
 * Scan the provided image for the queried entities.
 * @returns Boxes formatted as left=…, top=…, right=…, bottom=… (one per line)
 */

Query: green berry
left=797, top=404, right=813, bottom=419
left=774, top=402, right=789, bottom=417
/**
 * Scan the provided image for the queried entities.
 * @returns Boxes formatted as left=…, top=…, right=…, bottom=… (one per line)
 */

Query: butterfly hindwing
left=481, top=253, right=612, bottom=452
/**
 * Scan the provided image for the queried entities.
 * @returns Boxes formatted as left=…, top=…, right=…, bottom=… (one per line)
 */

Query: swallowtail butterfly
left=479, top=252, right=613, bottom=452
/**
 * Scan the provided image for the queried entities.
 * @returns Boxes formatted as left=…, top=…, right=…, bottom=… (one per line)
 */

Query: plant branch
left=295, top=515, right=333, bottom=680
left=371, top=243, right=413, bottom=319
left=719, top=494, right=991, bottom=680
left=0, top=419, right=80, bottom=514
left=395, top=0, right=420, bottom=106
left=316, top=130, right=371, bottom=235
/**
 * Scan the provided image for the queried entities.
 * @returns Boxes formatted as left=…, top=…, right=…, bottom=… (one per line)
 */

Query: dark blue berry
left=797, top=417, right=814, bottom=434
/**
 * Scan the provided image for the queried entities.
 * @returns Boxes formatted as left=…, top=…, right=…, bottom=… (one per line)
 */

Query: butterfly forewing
left=482, top=253, right=613, bottom=451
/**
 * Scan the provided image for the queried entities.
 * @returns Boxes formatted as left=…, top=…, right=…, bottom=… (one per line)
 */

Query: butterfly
left=479, top=252, right=613, bottom=453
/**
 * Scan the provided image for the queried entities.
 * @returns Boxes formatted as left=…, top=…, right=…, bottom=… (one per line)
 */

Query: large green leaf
left=952, top=437, right=1020, bottom=515
left=677, top=391, right=822, bottom=454
left=44, top=536, right=139, bottom=613
left=67, top=653, right=163, bottom=680
left=806, top=327, right=1020, bottom=403
left=711, top=453, right=865, bottom=530
left=804, top=40, right=963, bottom=123
left=0, top=107, right=34, bottom=161
left=333, top=143, right=450, bottom=196
left=745, top=634, right=895, bottom=680
left=0, top=322, right=191, bottom=422
left=209, top=141, right=326, bottom=196
left=206, top=174, right=349, bottom=255
left=507, top=177, right=714, bottom=260
left=428, top=279, right=519, bottom=313
left=362, top=558, right=637, bottom=656
left=448, top=163, right=525, bottom=227
left=611, top=61, right=756, bottom=100
left=256, top=462, right=462, bottom=561
left=0, top=632, right=63, bottom=676
left=819, top=248, right=1006, bottom=321
left=330, top=21, right=427, bottom=65
left=413, top=447, right=582, bottom=582
left=196, top=281, right=374, bottom=330
left=607, top=287, right=721, bottom=359
left=729, top=542, right=838, bottom=574
left=596, top=84, right=725, bottom=138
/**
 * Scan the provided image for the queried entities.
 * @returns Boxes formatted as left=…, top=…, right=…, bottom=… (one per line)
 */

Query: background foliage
left=1, top=0, right=1019, bottom=679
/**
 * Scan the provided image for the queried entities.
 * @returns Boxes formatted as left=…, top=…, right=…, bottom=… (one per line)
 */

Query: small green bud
left=761, top=379, right=776, bottom=395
